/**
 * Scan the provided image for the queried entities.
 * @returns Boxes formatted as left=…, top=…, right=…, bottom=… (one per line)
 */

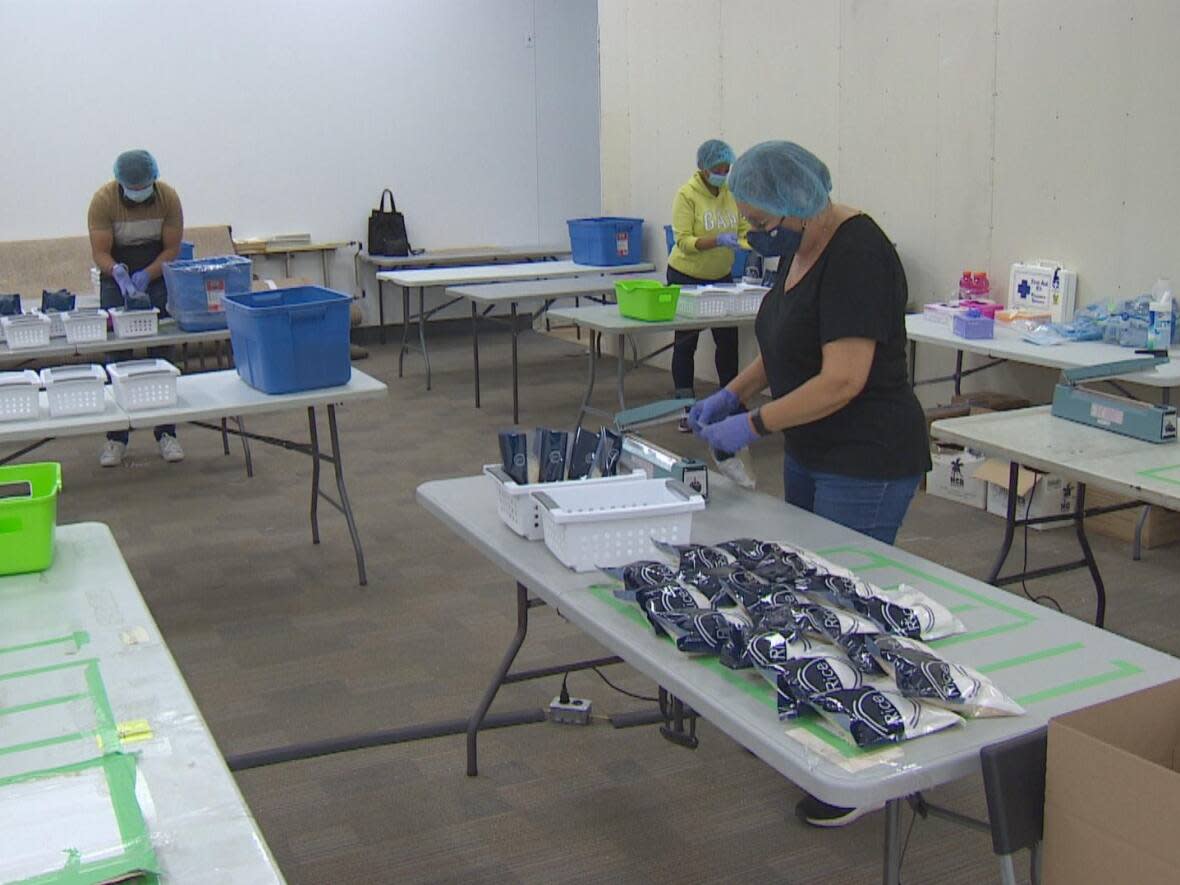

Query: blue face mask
left=747, top=225, right=802, bottom=259
left=122, top=184, right=155, bottom=203
left=706, top=172, right=727, bottom=188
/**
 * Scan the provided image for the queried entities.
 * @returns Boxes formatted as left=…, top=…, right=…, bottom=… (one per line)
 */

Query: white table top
left=417, top=474, right=1180, bottom=808
left=932, top=405, right=1180, bottom=509
left=0, top=369, right=387, bottom=441
left=906, top=313, right=1180, bottom=388
left=376, top=259, right=655, bottom=288
left=447, top=273, right=654, bottom=305
left=0, top=321, right=230, bottom=365
left=0, top=523, right=283, bottom=883
left=547, top=303, right=756, bottom=334
left=360, top=244, right=570, bottom=269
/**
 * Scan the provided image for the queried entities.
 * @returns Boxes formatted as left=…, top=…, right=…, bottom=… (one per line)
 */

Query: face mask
left=747, top=225, right=802, bottom=259
left=706, top=172, right=727, bottom=188
left=122, top=184, right=155, bottom=203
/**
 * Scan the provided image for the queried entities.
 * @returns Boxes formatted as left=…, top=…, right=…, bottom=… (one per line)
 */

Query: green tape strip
left=0, top=658, right=100, bottom=683
left=0, top=631, right=89, bottom=657
left=1016, top=659, right=1144, bottom=706
left=0, top=731, right=91, bottom=760
left=1136, top=465, right=1180, bottom=485
left=978, top=642, right=1085, bottom=674
left=0, top=692, right=89, bottom=717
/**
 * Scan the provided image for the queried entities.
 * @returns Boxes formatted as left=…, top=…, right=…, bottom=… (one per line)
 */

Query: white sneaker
left=99, top=439, right=126, bottom=468
left=158, top=433, right=184, bottom=463
left=712, top=450, right=756, bottom=490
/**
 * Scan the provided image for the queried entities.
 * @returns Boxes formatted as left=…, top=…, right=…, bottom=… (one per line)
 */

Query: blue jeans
left=784, top=456, right=921, bottom=545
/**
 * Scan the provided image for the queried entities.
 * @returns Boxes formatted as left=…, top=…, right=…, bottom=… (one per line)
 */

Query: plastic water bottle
left=1148, top=278, right=1174, bottom=350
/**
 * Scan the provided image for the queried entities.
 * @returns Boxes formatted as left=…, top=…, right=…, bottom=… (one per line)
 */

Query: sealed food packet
left=714, top=538, right=787, bottom=569
left=836, top=634, right=888, bottom=676
left=601, top=561, right=680, bottom=599
left=497, top=429, right=528, bottom=485
left=771, top=654, right=882, bottom=721
left=746, top=589, right=808, bottom=619
left=634, top=585, right=712, bottom=634
left=805, top=686, right=963, bottom=748
left=590, top=428, right=623, bottom=477
left=536, top=428, right=569, bottom=483
left=648, top=608, right=751, bottom=654
left=869, top=635, right=1025, bottom=718
left=652, top=539, right=734, bottom=573
left=566, top=427, right=600, bottom=480
left=797, top=574, right=965, bottom=641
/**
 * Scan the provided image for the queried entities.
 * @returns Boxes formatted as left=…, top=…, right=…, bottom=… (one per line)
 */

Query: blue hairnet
left=696, top=139, right=735, bottom=170
left=728, top=141, right=832, bottom=219
left=113, top=150, right=159, bottom=188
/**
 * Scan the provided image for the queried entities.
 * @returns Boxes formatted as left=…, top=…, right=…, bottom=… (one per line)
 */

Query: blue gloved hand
left=698, top=411, right=759, bottom=455
left=716, top=232, right=739, bottom=249
left=130, top=269, right=151, bottom=293
left=111, top=264, right=135, bottom=298
left=687, top=388, right=739, bottom=434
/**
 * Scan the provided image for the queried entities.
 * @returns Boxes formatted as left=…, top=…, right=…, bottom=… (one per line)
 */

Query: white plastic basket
left=1, top=313, right=51, bottom=350
left=0, top=370, right=41, bottom=422
left=676, top=287, right=730, bottom=319
left=534, top=478, right=706, bottom=571
left=62, top=308, right=109, bottom=344
left=40, top=364, right=107, bottom=417
left=106, top=359, right=179, bottom=411
left=46, top=310, right=67, bottom=338
left=109, top=307, right=159, bottom=339
left=731, top=284, right=769, bottom=316
left=484, top=464, right=648, bottom=540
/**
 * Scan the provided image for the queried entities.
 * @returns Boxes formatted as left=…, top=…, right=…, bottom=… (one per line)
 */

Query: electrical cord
left=1018, top=470, right=1064, bottom=613
left=590, top=667, right=659, bottom=703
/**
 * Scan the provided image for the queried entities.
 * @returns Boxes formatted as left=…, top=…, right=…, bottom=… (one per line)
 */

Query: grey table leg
left=308, top=407, right=321, bottom=545
left=998, top=854, right=1019, bottom=885
left=471, top=300, right=481, bottom=409
left=467, top=582, right=531, bottom=776
left=511, top=301, right=519, bottom=423
left=378, top=279, right=387, bottom=346
left=327, top=404, right=367, bottom=586
left=220, top=418, right=230, bottom=455
left=988, top=461, right=1021, bottom=584
left=1072, top=483, right=1107, bottom=627
left=616, top=332, right=627, bottom=410
left=1133, top=505, right=1150, bottom=561
left=954, top=349, right=964, bottom=396
left=398, top=287, right=410, bottom=377
left=321, top=250, right=330, bottom=287
left=574, top=330, right=600, bottom=432
left=236, top=416, right=253, bottom=478
left=284, top=252, right=292, bottom=279
left=419, top=287, right=431, bottom=391
left=882, top=798, right=902, bottom=885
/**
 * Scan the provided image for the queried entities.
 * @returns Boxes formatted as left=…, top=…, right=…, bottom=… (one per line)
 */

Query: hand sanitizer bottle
left=1148, top=278, right=1174, bottom=350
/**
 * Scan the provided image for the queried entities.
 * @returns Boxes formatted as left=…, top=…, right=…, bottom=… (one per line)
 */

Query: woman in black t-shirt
left=686, top=140, right=931, bottom=828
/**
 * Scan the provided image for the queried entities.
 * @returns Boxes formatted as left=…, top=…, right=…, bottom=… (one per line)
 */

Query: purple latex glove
left=111, top=263, right=135, bottom=298
left=716, top=232, right=739, bottom=249
left=687, top=388, right=739, bottom=433
left=698, top=412, right=759, bottom=454
left=130, top=269, right=151, bottom=292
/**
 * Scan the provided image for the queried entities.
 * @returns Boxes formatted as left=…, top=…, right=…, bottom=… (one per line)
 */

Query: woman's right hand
left=687, top=388, right=740, bottom=433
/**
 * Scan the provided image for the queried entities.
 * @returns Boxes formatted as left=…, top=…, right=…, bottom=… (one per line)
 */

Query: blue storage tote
left=163, top=255, right=253, bottom=331
left=222, top=287, right=352, bottom=394
left=567, top=217, right=644, bottom=266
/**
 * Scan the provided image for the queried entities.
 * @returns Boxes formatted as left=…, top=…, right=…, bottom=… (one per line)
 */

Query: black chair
left=981, top=727, right=1048, bottom=885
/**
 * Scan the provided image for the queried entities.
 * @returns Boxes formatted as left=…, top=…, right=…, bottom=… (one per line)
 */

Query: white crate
left=46, top=310, right=67, bottom=338
left=109, top=307, right=159, bottom=339
left=534, top=478, right=706, bottom=571
left=40, top=364, right=107, bottom=417
left=484, top=464, right=647, bottom=540
left=106, top=359, right=179, bottom=411
left=0, top=370, right=41, bottom=422
left=676, top=287, right=730, bottom=319
left=1, top=313, right=51, bottom=350
left=62, top=308, right=109, bottom=344
left=731, top=284, right=769, bottom=316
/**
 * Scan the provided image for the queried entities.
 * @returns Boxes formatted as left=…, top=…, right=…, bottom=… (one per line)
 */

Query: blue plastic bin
left=163, top=255, right=253, bottom=331
left=664, top=223, right=749, bottom=280
left=222, top=286, right=352, bottom=394
left=567, top=217, right=644, bottom=266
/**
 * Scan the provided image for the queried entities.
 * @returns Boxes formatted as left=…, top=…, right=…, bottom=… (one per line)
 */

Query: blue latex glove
left=130, top=269, right=151, bottom=293
left=716, top=232, right=739, bottom=249
left=698, top=411, right=759, bottom=455
left=111, top=263, right=135, bottom=298
left=687, top=388, right=739, bottom=434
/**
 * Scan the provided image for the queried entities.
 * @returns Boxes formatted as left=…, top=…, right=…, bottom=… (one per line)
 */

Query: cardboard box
left=976, top=459, right=1074, bottom=530
left=925, top=448, right=987, bottom=508
left=1044, top=679, right=1180, bottom=884
left=1083, top=487, right=1180, bottom=550
left=950, top=390, right=1032, bottom=412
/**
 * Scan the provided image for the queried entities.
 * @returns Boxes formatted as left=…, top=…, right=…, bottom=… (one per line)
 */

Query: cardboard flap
left=972, top=459, right=1041, bottom=496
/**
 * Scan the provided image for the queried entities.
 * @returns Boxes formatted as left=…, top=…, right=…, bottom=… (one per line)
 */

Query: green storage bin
left=0, top=462, right=62, bottom=577
left=615, top=280, right=680, bottom=321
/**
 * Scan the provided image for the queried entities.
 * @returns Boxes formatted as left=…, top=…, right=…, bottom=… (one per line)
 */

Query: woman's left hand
left=697, top=411, right=759, bottom=453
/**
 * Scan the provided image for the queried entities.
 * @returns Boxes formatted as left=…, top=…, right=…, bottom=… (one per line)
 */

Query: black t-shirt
left=754, top=214, right=931, bottom=479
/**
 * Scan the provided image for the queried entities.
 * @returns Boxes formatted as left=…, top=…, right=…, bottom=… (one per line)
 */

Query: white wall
left=598, top=0, right=1180, bottom=402
left=0, top=0, right=600, bottom=322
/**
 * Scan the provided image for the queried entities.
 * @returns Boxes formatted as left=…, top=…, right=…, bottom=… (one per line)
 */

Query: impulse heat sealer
left=1051, top=353, right=1177, bottom=443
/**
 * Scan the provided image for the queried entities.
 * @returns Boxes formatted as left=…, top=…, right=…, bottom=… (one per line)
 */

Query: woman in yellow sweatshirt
left=668, top=139, right=751, bottom=408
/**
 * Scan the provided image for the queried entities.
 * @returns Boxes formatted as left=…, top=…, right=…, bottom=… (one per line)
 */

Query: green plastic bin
left=0, top=462, right=62, bottom=577
left=615, top=280, right=680, bottom=321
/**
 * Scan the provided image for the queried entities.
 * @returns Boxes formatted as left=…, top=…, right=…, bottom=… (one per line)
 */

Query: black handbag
left=368, top=188, right=410, bottom=256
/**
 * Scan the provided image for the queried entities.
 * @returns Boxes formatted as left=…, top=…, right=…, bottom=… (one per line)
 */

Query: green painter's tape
left=0, top=692, right=90, bottom=718
left=0, top=731, right=91, bottom=760
left=0, top=658, right=100, bottom=683
left=1136, top=464, right=1180, bottom=485
left=978, top=643, right=1085, bottom=674
left=1016, top=659, right=1144, bottom=706
left=0, top=631, right=90, bottom=657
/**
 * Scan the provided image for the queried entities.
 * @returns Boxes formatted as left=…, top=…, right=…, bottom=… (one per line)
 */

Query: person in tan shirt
left=88, top=149, right=185, bottom=466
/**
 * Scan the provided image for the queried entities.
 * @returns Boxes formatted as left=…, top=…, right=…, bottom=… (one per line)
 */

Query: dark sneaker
left=795, top=795, right=881, bottom=828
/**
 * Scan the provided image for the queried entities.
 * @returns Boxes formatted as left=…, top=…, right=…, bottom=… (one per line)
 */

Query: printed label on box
left=204, top=279, right=225, bottom=312
left=1091, top=402, right=1124, bottom=426
left=616, top=232, right=630, bottom=257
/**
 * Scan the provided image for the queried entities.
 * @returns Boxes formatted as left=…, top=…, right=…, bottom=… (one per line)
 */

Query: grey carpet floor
left=31, top=319, right=1180, bottom=884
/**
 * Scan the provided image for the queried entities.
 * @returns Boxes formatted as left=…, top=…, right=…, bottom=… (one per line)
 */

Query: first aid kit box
left=1008, top=261, right=1077, bottom=324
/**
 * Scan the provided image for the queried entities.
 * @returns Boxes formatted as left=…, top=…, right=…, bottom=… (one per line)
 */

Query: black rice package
left=771, top=654, right=878, bottom=720
left=714, top=538, right=786, bottom=569
left=634, top=584, right=712, bottom=634
left=498, top=429, right=528, bottom=485
left=535, top=428, right=569, bottom=482
left=652, top=539, right=734, bottom=574
left=41, top=289, right=76, bottom=312
left=746, top=589, right=808, bottom=620
left=869, top=635, right=1024, bottom=718
left=601, top=561, right=679, bottom=599
left=566, top=427, right=600, bottom=480
left=591, top=428, right=623, bottom=477
left=648, top=608, right=751, bottom=654
left=836, top=634, right=887, bottom=676
left=797, top=574, right=965, bottom=641
left=806, top=687, right=962, bottom=748
left=0, top=294, right=20, bottom=317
